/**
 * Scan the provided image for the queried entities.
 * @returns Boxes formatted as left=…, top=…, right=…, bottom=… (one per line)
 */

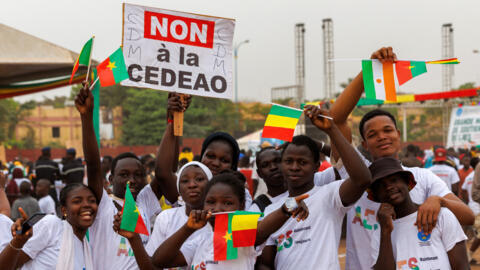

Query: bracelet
left=9, top=241, right=22, bottom=251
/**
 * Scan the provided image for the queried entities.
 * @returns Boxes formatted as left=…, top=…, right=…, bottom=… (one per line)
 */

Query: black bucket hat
left=366, top=157, right=416, bottom=202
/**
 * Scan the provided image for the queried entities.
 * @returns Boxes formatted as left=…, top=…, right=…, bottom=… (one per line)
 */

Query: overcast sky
left=3, top=0, right=480, bottom=103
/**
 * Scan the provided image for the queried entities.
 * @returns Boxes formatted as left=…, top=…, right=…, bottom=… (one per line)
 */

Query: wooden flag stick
left=85, top=36, right=95, bottom=83
left=173, top=94, right=186, bottom=136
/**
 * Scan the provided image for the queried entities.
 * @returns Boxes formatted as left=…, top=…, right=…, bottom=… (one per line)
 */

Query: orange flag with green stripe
left=362, top=59, right=397, bottom=102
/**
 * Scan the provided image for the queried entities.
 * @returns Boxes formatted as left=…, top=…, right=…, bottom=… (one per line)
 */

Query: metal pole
left=233, top=40, right=250, bottom=104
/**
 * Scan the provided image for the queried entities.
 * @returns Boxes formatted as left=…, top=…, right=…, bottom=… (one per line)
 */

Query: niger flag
left=120, top=183, right=149, bottom=236
left=362, top=59, right=397, bottom=102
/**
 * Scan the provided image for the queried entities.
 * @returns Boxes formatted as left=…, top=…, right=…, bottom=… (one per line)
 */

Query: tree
left=456, top=82, right=476, bottom=90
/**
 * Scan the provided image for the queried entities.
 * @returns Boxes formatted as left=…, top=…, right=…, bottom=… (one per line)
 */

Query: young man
left=458, top=153, right=473, bottom=193
left=322, top=47, right=474, bottom=270
left=429, top=147, right=460, bottom=195
left=369, top=157, right=468, bottom=270
left=35, top=179, right=56, bottom=215
left=257, top=107, right=372, bottom=270
left=249, top=147, right=288, bottom=213
left=11, top=182, right=40, bottom=220
left=76, top=82, right=177, bottom=269
left=61, top=148, right=85, bottom=185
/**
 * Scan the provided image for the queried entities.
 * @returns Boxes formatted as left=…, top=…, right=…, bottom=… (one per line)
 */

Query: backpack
left=252, top=194, right=272, bottom=212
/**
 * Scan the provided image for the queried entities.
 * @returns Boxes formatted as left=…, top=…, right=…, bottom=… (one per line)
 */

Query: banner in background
left=122, top=3, right=235, bottom=99
left=447, top=105, right=480, bottom=148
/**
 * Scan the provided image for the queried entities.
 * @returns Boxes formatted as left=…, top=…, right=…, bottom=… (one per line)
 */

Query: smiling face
left=371, top=173, right=410, bottom=205
left=281, top=144, right=318, bottom=192
left=361, top=115, right=401, bottom=160
left=178, top=166, right=208, bottom=208
left=257, top=149, right=284, bottom=188
left=201, top=140, right=233, bottom=175
left=111, top=157, right=146, bottom=200
left=62, top=186, right=98, bottom=230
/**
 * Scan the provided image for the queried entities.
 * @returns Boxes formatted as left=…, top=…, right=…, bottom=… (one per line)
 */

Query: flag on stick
left=395, top=61, right=427, bottom=85
left=70, top=37, right=94, bottom=84
left=97, top=47, right=129, bottom=87
left=426, top=58, right=460, bottom=64
left=362, top=59, right=397, bottom=102
left=262, top=104, right=303, bottom=142
left=231, top=211, right=263, bottom=247
left=120, top=183, right=149, bottom=236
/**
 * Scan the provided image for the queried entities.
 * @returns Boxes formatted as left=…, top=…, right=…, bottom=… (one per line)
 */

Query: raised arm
left=0, top=173, right=10, bottom=217
left=75, top=82, right=103, bottom=201
left=305, top=106, right=371, bottom=206
left=153, top=93, right=191, bottom=203
left=328, top=47, right=397, bottom=160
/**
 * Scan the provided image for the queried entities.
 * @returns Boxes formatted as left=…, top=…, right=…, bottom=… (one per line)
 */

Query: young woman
left=157, top=93, right=252, bottom=209
left=114, top=172, right=309, bottom=270
left=0, top=183, right=98, bottom=270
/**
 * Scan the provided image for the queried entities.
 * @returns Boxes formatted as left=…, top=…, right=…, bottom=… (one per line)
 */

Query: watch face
left=285, top=197, right=298, bottom=211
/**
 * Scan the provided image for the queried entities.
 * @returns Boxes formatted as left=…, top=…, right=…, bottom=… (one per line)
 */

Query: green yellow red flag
left=262, top=104, right=303, bottom=142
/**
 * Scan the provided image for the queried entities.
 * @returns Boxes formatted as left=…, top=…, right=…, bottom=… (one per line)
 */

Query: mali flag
left=395, top=61, right=427, bottom=86
left=262, top=104, right=303, bottom=142
left=97, top=47, right=129, bottom=87
left=231, top=211, right=263, bottom=247
left=120, top=183, right=149, bottom=236
left=70, top=37, right=94, bottom=84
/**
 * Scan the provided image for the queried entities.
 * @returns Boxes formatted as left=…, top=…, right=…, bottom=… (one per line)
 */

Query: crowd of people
left=0, top=47, right=476, bottom=269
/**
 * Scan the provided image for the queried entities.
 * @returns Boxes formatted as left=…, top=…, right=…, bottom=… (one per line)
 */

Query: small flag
left=395, top=61, right=427, bottom=85
left=231, top=211, right=263, bottom=247
left=362, top=59, right=397, bottom=102
left=120, top=183, right=149, bottom=236
left=90, top=69, right=100, bottom=148
left=70, top=37, right=94, bottom=84
left=262, top=104, right=303, bottom=142
left=213, top=212, right=237, bottom=261
left=97, top=47, right=129, bottom=87
left=426, top=58, right=460, bottom=64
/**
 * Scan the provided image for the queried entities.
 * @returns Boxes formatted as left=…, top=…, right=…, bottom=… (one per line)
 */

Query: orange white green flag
left=70, top=37, right=94, bottom=84
left=120, top=183, right=149, bottom=236
left=262, top=104, right=303, bottom=142
left=362, top=59, right=397, bottom=102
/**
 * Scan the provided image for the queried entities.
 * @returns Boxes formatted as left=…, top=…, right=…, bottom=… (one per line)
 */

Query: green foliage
left=0, top=99, right=35, bottom=144
left=457, top=82, right=476, bottom=90
left=37, top=96, right=67, bottom=108
left=121, top=89, right=168, bottom=145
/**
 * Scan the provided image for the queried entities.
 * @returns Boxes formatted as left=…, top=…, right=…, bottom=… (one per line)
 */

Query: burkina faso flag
left=97, top=47, right=129, bottom=87
left=120, top=183, right=149, bottom=235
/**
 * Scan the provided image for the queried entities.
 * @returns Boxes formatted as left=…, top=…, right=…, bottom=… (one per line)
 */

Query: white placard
left=447, top=106, right=480, bottom=148
left=122, top=3, right=235, bottom=99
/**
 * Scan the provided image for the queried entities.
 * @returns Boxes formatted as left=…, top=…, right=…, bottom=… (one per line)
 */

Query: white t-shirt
left=248, top=191, right=288, bottom=213
left=136, top=184, right=162, bottom=226
left=372, top=208, right=466, bottom=270
left=89, top=188, right=155, bottom=270
left=264, top=181, right=350, bottom=270
left=429, top=164, right=460, bottom=190
left=0, top=213, right=13, bottom=250
left=180, top=224, right=257, bottom=270
left=38, top=195, right=56, bottom=215
left=21, top=214, right=62, bottom=270
left=244, top=189, right=252, bottom=210
left=462, top=171, right=480, bottom=215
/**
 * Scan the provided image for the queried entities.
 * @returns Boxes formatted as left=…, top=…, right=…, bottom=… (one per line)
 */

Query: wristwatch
left=284, top=197, right=298, bottom=212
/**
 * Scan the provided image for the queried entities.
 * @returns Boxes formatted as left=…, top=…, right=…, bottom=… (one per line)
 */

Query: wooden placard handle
left=173, top=94, right=186, bottom=136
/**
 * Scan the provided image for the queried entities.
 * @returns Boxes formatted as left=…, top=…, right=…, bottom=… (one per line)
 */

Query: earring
left=63, top=213, right=67, bottom=218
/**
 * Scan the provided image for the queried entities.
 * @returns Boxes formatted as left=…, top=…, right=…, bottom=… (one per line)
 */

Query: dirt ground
left=337, top=239, right=480, bottom=269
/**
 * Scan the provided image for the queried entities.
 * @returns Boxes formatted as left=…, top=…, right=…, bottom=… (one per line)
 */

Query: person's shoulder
left=36, top=214, right=61, bottom=227
left=0, top=213, right=13, bottom=226
left=264, top=198, right=284, bottom=215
